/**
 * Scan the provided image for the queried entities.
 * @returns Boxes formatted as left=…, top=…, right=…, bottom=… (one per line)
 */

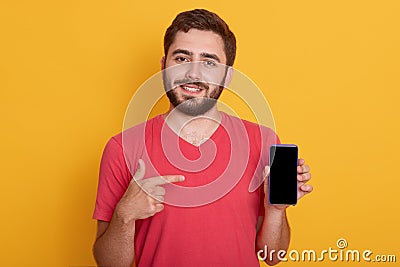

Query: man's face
left=162, top=29, right=228, bottom=116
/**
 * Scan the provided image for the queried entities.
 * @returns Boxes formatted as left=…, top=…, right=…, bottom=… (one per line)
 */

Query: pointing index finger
left=162, top=175, right=185, bottom=184
left=142, top=175, right=185, bottom=187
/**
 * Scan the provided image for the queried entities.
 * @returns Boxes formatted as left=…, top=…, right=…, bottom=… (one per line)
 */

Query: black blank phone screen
left=269, top=145, right=298, bottom=205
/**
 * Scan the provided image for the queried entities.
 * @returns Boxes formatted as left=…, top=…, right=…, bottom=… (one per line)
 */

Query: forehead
left=168, top=29, right=227, bottom=63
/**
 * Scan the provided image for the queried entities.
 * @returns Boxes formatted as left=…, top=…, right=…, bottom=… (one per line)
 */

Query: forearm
left=256, top=207, right=290, bottom=266
left=93, top=213, right=136, bottom=267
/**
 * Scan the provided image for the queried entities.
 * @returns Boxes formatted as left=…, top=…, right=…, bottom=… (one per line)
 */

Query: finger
left=150, top=186, right=166, bottom=196
left=297, top=172, right=312, bottom=182
left=154, top=203, right=164, bottom=213
left=298, top=158, right=305, bottom=166
left=140, top=185, right=165, bottom=197
left=143, top=175, right=185, bottom=187
left=152, top=195, right=164, bottom=203
left=163, top=175, right=185, bottom=183
left=297, top=164, right=310, bottom=174
left=263, top=166, right=270, bottom=178
left=300, top=184, right=313, bottom=192
left=297, top=184, right=313, bottom=199
left=126, top=162, right=147, bottom=193
left=133, top=159, right=146, bottom=180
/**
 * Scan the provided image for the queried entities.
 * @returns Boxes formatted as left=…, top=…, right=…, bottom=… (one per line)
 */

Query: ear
left=223, top=66, right=234, bottom=88
left=160, top=56, right=166, bottom=70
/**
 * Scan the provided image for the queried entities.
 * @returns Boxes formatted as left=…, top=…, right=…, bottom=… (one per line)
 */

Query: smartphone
left=268, top=144, right=298, bottom=205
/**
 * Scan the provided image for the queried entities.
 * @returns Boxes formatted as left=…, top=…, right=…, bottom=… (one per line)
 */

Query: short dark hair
left=164, top=9, right=236, bottom=66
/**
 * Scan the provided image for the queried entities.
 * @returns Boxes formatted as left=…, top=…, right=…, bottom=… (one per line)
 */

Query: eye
left=175, top=56, right=189, bottom=63
left=203, top=60, right=217, bottom=67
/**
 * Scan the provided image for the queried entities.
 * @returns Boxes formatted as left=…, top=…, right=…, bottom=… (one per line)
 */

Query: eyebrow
left=200, top=52, right=221, bottom=62
left=172, top=49, right=221, bottom=63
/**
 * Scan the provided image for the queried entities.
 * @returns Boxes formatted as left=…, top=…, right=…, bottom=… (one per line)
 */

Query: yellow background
left=1, top=0, right=399, bottom=266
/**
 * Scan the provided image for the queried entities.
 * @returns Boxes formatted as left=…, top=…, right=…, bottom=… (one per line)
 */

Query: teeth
left=183, top=86, right=201, bottom=92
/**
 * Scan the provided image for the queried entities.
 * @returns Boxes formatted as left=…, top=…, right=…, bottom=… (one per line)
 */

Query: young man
left=93, top=9, right=312, bottom=267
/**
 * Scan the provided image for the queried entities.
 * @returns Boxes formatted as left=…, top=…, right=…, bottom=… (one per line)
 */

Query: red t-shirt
left=93, top=112, right=279, bottom=266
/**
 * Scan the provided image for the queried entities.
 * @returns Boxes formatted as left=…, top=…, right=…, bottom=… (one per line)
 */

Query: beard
left=162, top=62, right=229, bottom=116
left=166, top=84, right=223, bottom=116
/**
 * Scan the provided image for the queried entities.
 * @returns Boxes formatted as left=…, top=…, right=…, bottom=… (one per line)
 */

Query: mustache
left=173, top=78, right=209, bottom=90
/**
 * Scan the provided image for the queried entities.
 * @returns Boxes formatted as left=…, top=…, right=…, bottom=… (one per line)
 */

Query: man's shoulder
left=222, top=112, right=276, bottom=136
left=108, top=115, right=163, bottom=145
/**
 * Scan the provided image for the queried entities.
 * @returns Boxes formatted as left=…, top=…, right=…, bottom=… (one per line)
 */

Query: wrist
left=264, top=201, right=288, bottom=213
left=113, top=203, right=137, bottom=226
left=264, top=205, right=287, bottom=225
left=109, top=206, right=136, bottom=239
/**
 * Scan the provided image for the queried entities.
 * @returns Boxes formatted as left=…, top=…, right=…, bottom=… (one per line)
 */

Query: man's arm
left=93, top=219, right=136, bottom=267
left=93, top=159, right=185, bottom=267
left=255, top=209, right=290, bottom=266
left=255, top=158, right=313, bottom=266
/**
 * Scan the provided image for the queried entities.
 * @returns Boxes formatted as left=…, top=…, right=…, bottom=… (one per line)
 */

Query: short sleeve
left=93, top=136, right=132, bottom=222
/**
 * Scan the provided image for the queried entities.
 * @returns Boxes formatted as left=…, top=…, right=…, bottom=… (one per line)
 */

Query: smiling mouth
left=181, top=85, right=202, bottom=92
left=177, top=83, right=208, bottom=94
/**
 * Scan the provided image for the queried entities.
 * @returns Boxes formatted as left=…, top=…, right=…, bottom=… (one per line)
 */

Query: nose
left=185, top=62, right=202, bottom=81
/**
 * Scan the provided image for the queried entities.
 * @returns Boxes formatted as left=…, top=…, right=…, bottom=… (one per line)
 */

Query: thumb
left=263, top=165, right=270, bottom=194
left=263, top=165, right=270, bottom=178
left=133, top=159, right=146, bottom=180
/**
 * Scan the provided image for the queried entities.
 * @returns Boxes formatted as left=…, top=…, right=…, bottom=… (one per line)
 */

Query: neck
left=163, top=105, right=222, bottom=145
